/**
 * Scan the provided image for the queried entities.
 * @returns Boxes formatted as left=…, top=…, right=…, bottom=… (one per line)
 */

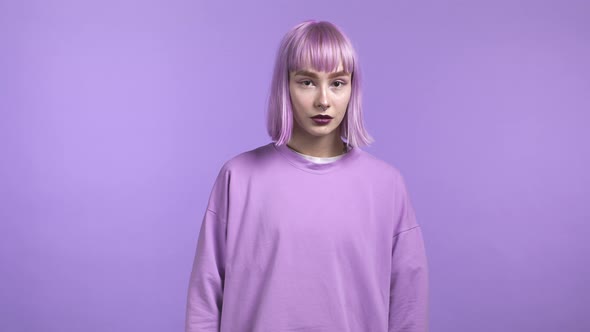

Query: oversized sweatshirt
left=185, top=142, right=429, bottom=332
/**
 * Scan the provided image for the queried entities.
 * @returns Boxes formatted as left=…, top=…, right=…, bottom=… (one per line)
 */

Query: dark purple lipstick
left=311, top=114, right=332, bottom=125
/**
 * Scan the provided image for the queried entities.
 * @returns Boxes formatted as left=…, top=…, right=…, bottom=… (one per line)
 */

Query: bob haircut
left=266, top=20, right=374, bottom=149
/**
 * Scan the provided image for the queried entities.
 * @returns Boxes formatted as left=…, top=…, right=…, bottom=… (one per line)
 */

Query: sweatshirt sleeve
left=389, top=174, right=430, bottom=332
left=185, top=167, right=230, bottom=332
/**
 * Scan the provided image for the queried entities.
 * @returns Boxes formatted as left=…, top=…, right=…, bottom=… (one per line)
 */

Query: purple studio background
left=2, top=1, right=589, bottom=331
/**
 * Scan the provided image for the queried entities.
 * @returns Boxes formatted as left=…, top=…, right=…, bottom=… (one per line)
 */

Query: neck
left=287, top=130, right=347, bottom=158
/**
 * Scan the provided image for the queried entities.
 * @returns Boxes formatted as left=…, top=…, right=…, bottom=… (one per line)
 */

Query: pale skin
left=287, top=62, right=352, bottom=158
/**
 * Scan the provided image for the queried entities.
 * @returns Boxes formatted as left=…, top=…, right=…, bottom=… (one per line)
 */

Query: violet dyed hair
left=266, top=20, right=375, bottom=148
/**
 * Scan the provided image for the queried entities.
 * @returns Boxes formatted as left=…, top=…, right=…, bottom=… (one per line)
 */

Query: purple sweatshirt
left=185, top=142, right=429, bottom=332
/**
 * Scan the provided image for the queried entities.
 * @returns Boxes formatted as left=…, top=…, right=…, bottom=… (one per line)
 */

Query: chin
left=307, top=128, right=337, bottom=137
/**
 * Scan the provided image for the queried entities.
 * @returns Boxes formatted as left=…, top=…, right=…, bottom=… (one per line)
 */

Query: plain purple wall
left=2, top=0, right=589, bottom=331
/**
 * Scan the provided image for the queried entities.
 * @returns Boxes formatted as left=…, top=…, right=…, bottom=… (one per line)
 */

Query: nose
left=315, top=86, right=330, bottom=111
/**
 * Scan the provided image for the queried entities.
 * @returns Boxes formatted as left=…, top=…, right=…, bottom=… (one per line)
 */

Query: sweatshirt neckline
left=271, top=142, right=361, bottom=174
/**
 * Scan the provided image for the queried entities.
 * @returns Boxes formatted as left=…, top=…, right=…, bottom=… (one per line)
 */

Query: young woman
left=185, top=20, right=429, bottom=332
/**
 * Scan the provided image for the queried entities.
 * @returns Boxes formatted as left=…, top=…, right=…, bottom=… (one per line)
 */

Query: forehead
left=290, top=63, right=351, bottom=78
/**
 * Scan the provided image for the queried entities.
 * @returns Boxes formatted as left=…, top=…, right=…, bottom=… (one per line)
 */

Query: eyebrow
left=293, top=70, right=351, bottom=78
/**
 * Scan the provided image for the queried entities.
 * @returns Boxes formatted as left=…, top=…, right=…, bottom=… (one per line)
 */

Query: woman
left=185, top=20, right=429, bottom=332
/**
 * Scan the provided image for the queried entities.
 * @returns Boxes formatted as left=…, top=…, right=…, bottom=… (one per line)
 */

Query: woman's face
left=288, top=63, right=352, bottom=140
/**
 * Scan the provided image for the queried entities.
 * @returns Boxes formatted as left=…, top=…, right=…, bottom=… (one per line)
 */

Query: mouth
left=311, top=115, right=332, bottom=125
left=311, top=115, right=333, bottom=119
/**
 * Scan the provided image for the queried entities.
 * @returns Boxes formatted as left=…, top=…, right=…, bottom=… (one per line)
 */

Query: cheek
left=336, top=94, right=352, bottom=109
left=289, top=94, right=305, bottom=116
left=290, top=91, right=309, bottom=108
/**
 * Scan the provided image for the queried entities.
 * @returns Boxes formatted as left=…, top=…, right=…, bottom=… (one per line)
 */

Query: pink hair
left=266, top=20, right=374, bottom=148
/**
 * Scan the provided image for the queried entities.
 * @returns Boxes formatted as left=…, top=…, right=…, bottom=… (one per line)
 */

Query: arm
left=389, top=226, right=429, bottom=332
left=389, top=174, right=429, bottom=332
left=185, top=208, right=227, bottom=332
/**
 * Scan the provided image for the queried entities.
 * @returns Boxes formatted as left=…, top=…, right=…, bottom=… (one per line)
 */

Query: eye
left=333, top=81, right=346, bottom=88
left=300, top=80, right=314, bottom=87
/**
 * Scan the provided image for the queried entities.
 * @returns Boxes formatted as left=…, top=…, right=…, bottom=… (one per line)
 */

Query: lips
left=311, top=115, right=333, bottom=119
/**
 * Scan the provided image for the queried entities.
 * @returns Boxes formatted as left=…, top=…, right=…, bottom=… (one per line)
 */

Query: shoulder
left=215, top=142, right=275, bottom=177
left=206, top=143, right=274, bottom=215
left=356, top=148, right=407, bottom=185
